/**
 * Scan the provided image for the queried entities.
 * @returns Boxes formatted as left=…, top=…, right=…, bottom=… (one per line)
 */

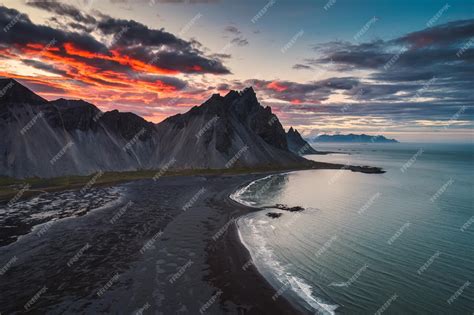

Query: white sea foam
left=232, top=174, right=338, bottom=313
left=237, top=214, right=338, bottom=314
left=229, top=174, right=275, bottom=207
left=289, top=276, right=339, bottom=313
left=230, top=172, right=295, bottom=207
left=328, top=282, right=348, bottom=287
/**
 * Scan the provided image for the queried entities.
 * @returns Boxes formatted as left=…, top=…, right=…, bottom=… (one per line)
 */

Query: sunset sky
left=1, top=0, right=473, bottom=142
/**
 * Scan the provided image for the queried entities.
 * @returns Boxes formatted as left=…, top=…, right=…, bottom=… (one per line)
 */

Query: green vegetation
left=0, top=165, right=312, bottom=202
left=0, top=161, right=383, bottom=202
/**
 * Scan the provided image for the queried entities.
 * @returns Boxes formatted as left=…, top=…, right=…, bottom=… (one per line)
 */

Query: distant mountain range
left=311, top=134, right=398, bottom=143
left=1, top=78, right=314, bottom=178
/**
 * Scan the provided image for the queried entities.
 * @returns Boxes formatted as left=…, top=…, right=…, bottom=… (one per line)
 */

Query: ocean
left=233, top=143, right=474, bottom=314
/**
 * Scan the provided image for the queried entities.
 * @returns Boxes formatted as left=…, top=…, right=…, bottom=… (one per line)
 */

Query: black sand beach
left=0, top=173, right=306, bottom=314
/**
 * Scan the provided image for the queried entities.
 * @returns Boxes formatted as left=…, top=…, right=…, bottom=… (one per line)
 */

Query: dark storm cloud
left=346, top=83, right=418, bottom=100
left=369, top=71, right=435, bottom=82
left=396, top=19, right=474, bottom=48
left=303, top=18, right=474, bottom=115
left=146, top=16, right=474, bottom=125
left=0, top=6, right=106, bottom=56
left=138, top=74, right=188, bottom=90
left=284, top=102, right=472, bottom=123
left=95, top=15, right=230, bottom=73
left=229, top=70, right=471, bottom=125
left=241, top=77, right=359, bottom=103
left=67, top=21, right=96, bottom=32
left=21, top=59, right=69, bottom=76
left=24, top=81, right=67, bottom=94
left=15, top=4, right=230, bottom=74
left=96, top=16, right=189, bottom=50
left=311, top=19, right=474, bottom=73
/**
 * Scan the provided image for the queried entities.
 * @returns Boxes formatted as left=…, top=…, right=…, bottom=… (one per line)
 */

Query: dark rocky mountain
left=286, top=127, right=318, bottom=155
left=0, top=78, right=46, bottom=104
left=311, top=133, right=399, bottom=143
left=155, top=87, right=306, bottom=169
left=0, top=79, right=310, bottom=178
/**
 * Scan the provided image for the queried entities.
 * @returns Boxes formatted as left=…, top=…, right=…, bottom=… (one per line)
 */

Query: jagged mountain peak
left=286, top=127, right=318, bottom=155
left=155, top=86, right=305, bottom=170
left=239, top=86, right=256, bottom=98
left=0, top=78, right=47, bottom=104
left=0, top=81, right=310, bottom=178
left=50, top=98, right=100, bottom=111
left=226, top=87, right=263, bottom=121
left=223, top=86, right=255, bottom=98
left=172, top=86, right=262, bottom=121
left=224, top=89, right=239, bottom=100
left=287, top=127, right=303, bottom=137
left=162, top=86, right=288, bottom=151
left=100, top=110, right=154, bottom=141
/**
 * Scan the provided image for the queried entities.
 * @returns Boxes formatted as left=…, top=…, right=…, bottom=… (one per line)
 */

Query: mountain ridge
left=0, top=78, right=47, bottom=104
left=0, top=78, right=310, bottom=178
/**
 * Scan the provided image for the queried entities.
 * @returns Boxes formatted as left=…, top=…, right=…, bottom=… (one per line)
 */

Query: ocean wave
left=229, top=174, right=275, bottom=207
left=328, top=282, right=349, bottom=287
left=237, top=215, right=338, bottom=315
left=230, top=172, right=294, bottom=207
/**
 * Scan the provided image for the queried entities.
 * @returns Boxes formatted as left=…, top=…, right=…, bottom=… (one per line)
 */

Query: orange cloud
left=267, top=81, right=288, bottom=92
left=0, top=41, right=211, bottom=123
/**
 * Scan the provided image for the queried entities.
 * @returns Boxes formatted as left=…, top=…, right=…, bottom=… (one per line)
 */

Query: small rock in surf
left=266, top=212, right=283, bottom=218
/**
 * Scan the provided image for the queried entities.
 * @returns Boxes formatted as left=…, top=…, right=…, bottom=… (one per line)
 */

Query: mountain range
left=0, top=78, right=318, bottom=178
left=311, top=133, right=399, bottom=143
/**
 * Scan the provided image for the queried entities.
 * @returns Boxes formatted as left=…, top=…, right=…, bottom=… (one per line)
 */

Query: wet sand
left=0, top=173, right=305, bottom=314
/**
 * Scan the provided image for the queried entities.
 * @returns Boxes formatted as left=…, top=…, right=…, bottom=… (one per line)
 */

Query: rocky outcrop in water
left=266, top=212, right=283, bottom=219
left=263, top=204, right=305, bottom=212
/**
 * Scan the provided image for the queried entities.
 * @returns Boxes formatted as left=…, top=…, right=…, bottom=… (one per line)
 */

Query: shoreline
left=2, top=145, right=470, bottom=313
left=0, top=166, right=379, bottom=313
left=220, top=171, right=340, bottom=314
left=205, top=173, right=312, bottom=314
left=0, top=172, right=310, bottom=314
left=0, top=161, right=383, bottom=202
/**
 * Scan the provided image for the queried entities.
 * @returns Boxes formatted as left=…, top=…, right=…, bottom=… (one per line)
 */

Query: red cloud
left=62, top=42, right=180, bottom=75
left=0, top=41, right=210, bottom=122
left=0, top=5, right=233, bottom=123
left=6, top=42, right=185, bottom=92
left=266, top=81, right=288, bottom=92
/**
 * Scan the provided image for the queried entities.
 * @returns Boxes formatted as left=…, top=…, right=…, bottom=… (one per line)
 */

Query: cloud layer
left=0, top=2, right=472, bottom=139
left=0, top=3, right=229, bottom=120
